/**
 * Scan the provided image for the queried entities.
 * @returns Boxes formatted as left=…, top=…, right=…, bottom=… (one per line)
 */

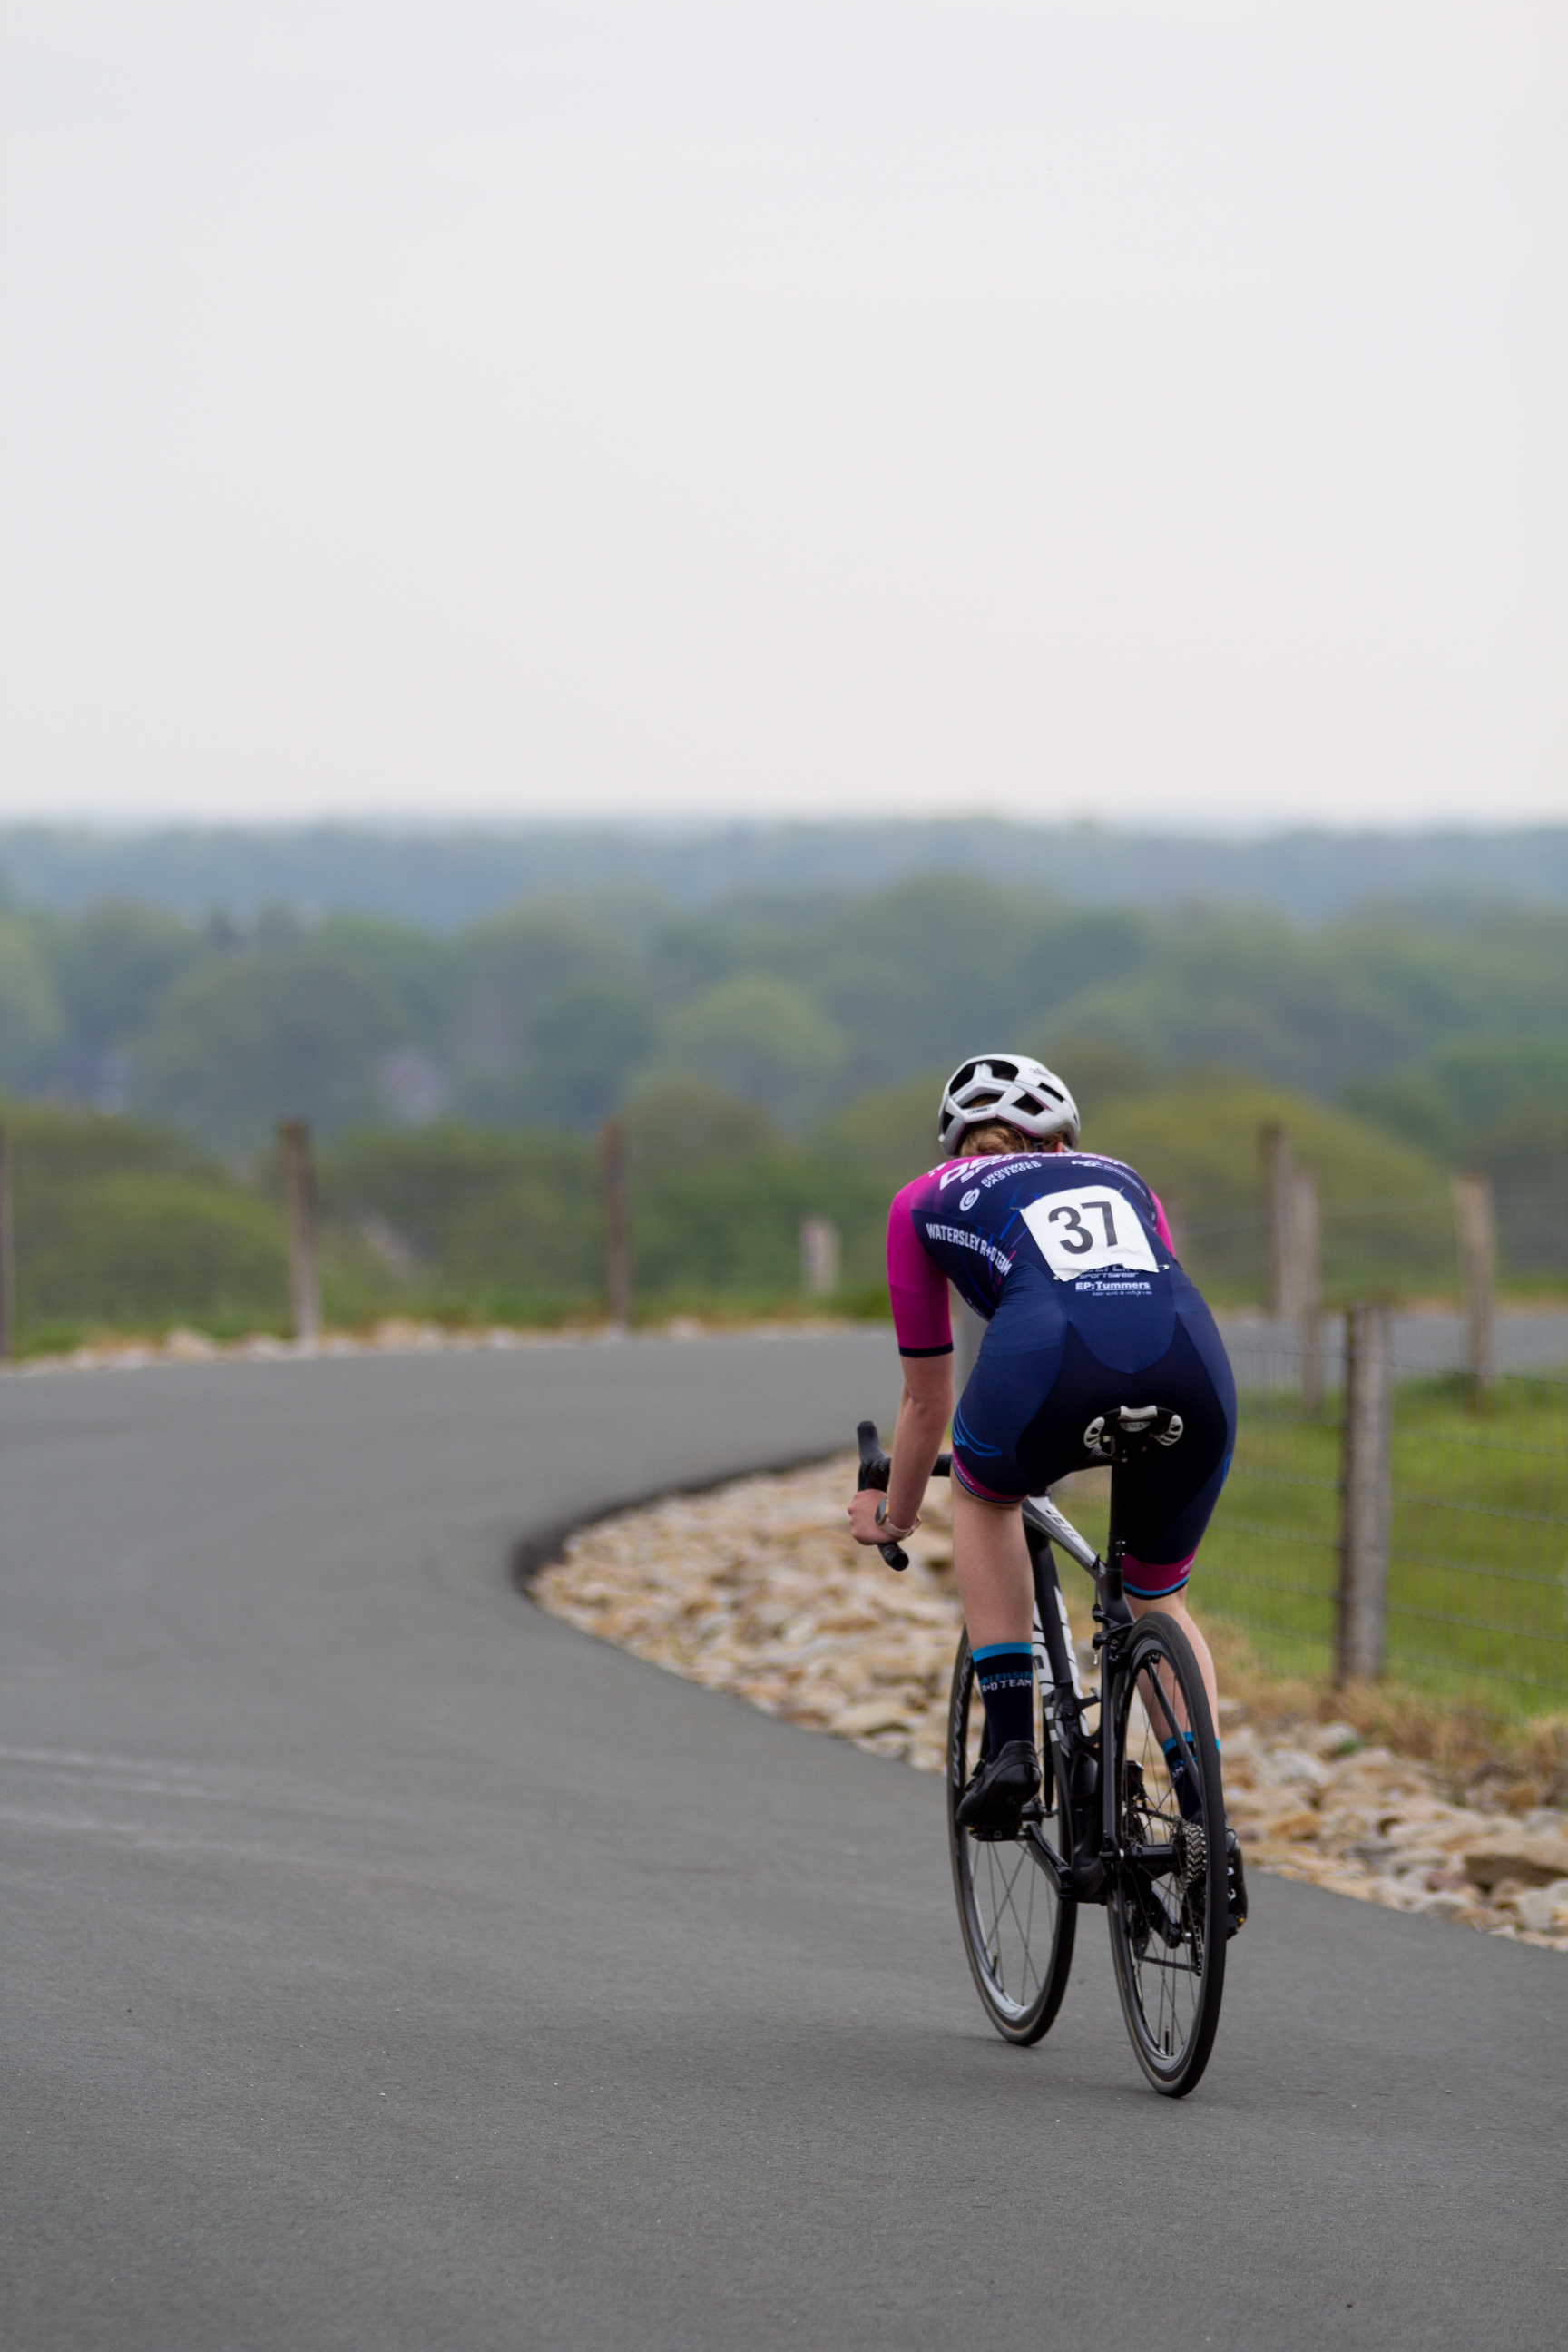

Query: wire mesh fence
left=1200, top=1341, right=1568, bottom=1714
left=1181, top=1196, right=1464, bottom=1302
left=0, top=1105, right=877, bottom=1352
left=1180, top=1186, right=1568, bottom=1302
left=3, top=1104, right=1566, bottom=1718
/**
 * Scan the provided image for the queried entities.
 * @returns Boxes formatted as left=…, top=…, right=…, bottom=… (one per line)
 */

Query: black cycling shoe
left=956, top=1740, right=1042, bottom=1835
left=1225, top=1824, right=1249, bottom=1937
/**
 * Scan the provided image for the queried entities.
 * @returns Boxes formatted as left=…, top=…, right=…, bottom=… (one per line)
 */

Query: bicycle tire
left=1104, top=1612, right=1227, bottom=2096
left=946, top=1629, right=1076, bottom=2045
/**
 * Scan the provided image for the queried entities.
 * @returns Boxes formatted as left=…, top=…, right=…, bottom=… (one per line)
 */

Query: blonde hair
left=960, top=1119, right=1034, bottom=1157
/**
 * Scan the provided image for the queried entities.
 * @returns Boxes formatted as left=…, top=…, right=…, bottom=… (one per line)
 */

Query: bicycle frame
left=855, top=1411, right=1184, bottom=1906
left=1014, top=1415, right=1184, bottom=1906
left=1016, top=1492, right=1122, bottom=1904
left=908, top=1405, right=1229, bottom=2092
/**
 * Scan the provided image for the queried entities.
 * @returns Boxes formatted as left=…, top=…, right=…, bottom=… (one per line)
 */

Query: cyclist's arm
left=848, top=1177, right=957, bottom=1544
left=887, top=1353, right=953, bottom=1526
left=848, top=1355, right=952, bottom=1544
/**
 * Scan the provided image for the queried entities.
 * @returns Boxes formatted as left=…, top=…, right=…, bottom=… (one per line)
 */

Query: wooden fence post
left=799, top=1218, right=840, bottom=1299
left=0, top=1123, right=13, bottom=1363
left=1295, top=1169, right=1323, bottom=1413
left=1453, top=1171, right=1495, bottom=1407
left=278, top=1118, right=321, bottom=1350
left=599, top=1118, right=632, bottom=1330
left=1336, top=1300, right=1392, bottom=1683
left=1262, top=1122, right=1297, bottom=1318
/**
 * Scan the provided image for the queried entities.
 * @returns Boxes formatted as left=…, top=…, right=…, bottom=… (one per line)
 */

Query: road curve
left=2, top=1338, right=1560, bottom=2351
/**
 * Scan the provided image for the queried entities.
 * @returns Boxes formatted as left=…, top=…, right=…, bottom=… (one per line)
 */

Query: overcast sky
left=1, top=3, right=1563, bottom=830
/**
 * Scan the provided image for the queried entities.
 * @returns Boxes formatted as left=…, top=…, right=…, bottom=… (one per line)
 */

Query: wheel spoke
left=1106, top=1620, right=1227, bottom=2094
left=948, top=1631, right=1074, bottom=2043
left=985, top=1840, right=1039, bottom=1994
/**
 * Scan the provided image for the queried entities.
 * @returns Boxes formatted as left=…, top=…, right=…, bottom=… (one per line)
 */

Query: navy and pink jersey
left=885, top=1148, right=1236, bottom=1596
left=887, top=1150, right=1176, bottom=1359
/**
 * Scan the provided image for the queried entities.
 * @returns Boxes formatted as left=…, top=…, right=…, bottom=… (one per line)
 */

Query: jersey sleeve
left=886, top=1177, right=954, bottom=1356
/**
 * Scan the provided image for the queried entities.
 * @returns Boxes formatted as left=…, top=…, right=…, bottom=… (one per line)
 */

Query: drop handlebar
left=855, top=1418, right=950, bottom=1571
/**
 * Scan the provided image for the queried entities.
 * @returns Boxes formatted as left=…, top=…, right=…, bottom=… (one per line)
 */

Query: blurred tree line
left=0, top=876, right=1563, bottom=1347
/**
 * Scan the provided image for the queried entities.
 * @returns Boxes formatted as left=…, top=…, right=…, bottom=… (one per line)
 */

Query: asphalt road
left=2, top=1338, right=1562, bottom=2351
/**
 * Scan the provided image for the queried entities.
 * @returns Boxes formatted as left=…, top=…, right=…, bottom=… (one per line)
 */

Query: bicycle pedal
left=1018, top=1798, right=1044, bottom=1824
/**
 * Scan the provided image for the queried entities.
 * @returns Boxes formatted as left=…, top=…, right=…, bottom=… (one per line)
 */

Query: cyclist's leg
left=1114, top=1313, right=1237, bottom=1720
left=950, top=1477, right=1032, bottom=1648
left=1128, top=1587, right=1218, bottom=1725
left=1112, top=1324, right=1243, bottom=1929
left=949, top=1474, right=1041, bottom=1811
left=950, top=1333, right=1083, bottom=1822
left=948, top=1309, right=1065, bottom=1651
left=1128, top=1577, right=1248, bottom=1935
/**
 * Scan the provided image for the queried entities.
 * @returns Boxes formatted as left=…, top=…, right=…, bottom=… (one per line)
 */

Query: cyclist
left=846, top=1052, right=1246, bottom=1928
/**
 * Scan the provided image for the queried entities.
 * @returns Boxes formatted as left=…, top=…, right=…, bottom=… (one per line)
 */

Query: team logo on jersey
left=959, top=1188, right=980, bottom=1211
left=923, top=1222, right=1013, bottom=1277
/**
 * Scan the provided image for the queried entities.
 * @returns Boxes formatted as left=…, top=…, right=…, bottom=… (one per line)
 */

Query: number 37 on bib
left=1020, top=1187, right=1160, bottom=1282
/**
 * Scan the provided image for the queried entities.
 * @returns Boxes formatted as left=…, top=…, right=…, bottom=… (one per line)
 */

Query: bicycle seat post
left=1102, top=1460, right=1129, bottom=1621
left=1083, top=1413, right=1137, bottom=1639
left=1083, top=1405, right=1180, bottom=1640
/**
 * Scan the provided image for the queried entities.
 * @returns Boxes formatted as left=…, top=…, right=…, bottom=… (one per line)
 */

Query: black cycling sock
left=972, top=1644, right=1034, bottom=1753
left=1161, top=1732, right=1220, bottom=1821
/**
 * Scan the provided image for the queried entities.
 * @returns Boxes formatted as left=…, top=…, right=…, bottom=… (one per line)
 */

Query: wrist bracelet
left=875, top=1498, right=921, bottom=1540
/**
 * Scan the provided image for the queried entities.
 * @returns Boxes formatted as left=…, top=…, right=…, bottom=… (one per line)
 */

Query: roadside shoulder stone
left=533, top=1450, right=1563, bottom=1953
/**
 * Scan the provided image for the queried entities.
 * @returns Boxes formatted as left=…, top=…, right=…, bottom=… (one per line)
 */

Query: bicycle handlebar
left=855, top=1419, right=950, bottom=1572
left=855, top=1416, right=1102, bottom=1583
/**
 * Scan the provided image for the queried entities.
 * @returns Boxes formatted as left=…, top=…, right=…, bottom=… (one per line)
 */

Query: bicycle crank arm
left=1020, top=1825, right=1076, bottom=1902
left=1070, top=1851, right=1109, bottom=1902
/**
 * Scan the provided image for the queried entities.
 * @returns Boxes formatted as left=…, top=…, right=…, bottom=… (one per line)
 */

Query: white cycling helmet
left=937, top=1053, right=1080, bottom=1156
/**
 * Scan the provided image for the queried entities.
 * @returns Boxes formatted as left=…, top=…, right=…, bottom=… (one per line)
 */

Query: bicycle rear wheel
left=946, top=1630, right=1076, bottom=2045
left=1105, top=1612, right=1227, bottom=2096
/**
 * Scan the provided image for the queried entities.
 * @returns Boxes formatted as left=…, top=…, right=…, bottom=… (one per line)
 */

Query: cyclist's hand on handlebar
left=847, top=1489, right=920, bottom=1548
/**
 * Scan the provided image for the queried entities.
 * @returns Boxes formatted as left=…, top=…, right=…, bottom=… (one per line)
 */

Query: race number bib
left=1021, top=1187, right=1160, bottom=1282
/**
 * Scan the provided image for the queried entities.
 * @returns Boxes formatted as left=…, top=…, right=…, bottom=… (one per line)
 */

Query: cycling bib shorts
left=887, top=1149, right=1237, bottom=1599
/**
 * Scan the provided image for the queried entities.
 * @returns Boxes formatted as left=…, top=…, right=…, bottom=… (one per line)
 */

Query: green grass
left=1177, top=1375, right=1568, bottom=1714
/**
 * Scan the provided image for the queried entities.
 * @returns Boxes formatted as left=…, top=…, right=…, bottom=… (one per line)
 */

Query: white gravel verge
left=534, top=1453, right=1568, bottom=1952
left=3, top=1315, right=852, bottom=1375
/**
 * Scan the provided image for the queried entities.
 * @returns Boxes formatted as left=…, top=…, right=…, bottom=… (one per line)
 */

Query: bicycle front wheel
left=1105, top=1612, right=1227, bottom=2096
left=946, top=1631, right=1076, bottom=2045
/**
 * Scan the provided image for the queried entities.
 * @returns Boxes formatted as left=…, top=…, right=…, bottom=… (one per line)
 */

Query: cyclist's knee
left=1130, top=1585, right=1192, bottom=1624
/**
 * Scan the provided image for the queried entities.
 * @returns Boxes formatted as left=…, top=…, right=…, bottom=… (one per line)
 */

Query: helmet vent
left=936, top=1052, right=1080, bottom=1153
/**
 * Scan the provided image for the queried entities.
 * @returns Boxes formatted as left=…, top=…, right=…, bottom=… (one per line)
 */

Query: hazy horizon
left=3, top=5, right=1563, bottom=830
left=2, top=811, right=1565, bottom=843
left=5, top=812, right=1567, bottom=931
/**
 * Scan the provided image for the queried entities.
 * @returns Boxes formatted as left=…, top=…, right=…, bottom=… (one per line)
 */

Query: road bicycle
left=857, top=1406, right=1229, bottom=2097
